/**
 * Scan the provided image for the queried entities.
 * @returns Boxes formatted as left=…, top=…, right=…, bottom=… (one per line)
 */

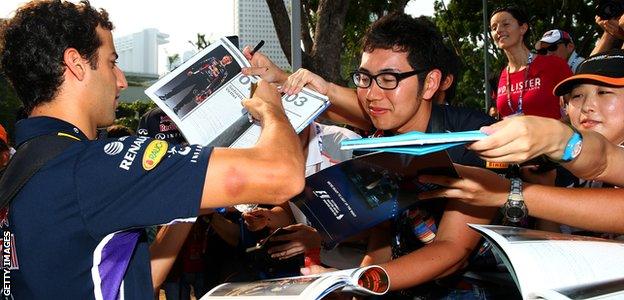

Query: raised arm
left=419, top=164, right=624, bottom=233
left=241, top=48, right=371, bottom=130
left=200, top=80, right=305, bottom=208
left=282, top=69, right=371, bottom=129
left=468, top=115, right=624, bottom=185
left=362, top=203, right=495, bottom=291
left=592, top=15, right=624, bottom=55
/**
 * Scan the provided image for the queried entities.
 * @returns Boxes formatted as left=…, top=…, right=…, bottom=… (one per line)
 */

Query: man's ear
left=421, top=69, right=442, bottom=100
left=63, top=48, right=87, bottom=81
left=440, top=74, right=454, bottom=91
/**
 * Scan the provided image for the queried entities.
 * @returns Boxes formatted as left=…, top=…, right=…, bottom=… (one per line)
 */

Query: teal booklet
left=340, top=130, right=487, bottom=155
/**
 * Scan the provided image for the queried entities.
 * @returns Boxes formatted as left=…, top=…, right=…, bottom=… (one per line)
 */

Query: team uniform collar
left=14, top=116, right=87, bottom=147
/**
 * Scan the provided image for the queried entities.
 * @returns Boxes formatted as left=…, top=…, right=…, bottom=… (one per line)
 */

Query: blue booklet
left=340, top=130, right=487, bottom=155
left=291, top=151, right=457, bottom=249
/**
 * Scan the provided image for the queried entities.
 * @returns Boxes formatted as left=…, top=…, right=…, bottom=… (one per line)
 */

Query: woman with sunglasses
left=490, top=6, right=573, bottom=119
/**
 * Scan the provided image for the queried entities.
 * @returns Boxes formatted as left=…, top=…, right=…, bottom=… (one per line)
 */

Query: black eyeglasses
left=536, top=42, right=567, bottom=55
left=351, top=69, right=425, bottom=90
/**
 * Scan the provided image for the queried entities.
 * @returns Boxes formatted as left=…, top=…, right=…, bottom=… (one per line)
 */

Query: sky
left=0, top=0, right=439, bottom=72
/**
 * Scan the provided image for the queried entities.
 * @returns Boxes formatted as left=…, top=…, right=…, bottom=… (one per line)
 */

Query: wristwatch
left=503, top=178, right=527, bottom=223
left=560, top=127, right=583, bottom=162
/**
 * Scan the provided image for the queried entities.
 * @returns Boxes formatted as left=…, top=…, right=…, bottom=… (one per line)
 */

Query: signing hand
left=241, top=46, right=289, bottom=85
left=242, top=80, right=285, bottom=124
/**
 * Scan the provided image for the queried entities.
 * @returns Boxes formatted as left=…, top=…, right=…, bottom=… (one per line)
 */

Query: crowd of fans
left=3, top=1, right=624, bottom=299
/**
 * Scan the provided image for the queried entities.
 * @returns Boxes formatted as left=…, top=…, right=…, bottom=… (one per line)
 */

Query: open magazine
left=200, top=265, right=389, bottom=299
left=469, top=224, right=624, bottom=300
left=340, top=130, right=487, bottom=155
left=145, top=37, right=330, bottom=148
left=292, top=151, right=457, bottom=249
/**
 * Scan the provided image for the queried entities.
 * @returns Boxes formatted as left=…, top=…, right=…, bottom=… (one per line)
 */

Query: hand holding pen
left=248, top=40, right=264, bottom=122
left=250, top=40, right=265, bottom=57
left=241, top=41, right=289, bottom=84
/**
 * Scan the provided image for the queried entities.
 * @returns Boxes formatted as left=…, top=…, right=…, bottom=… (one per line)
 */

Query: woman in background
left=490, top=6, right=572, bottom=119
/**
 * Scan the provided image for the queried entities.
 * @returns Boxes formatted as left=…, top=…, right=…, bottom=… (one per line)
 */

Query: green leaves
left=432, top=0, right=598, bottom=110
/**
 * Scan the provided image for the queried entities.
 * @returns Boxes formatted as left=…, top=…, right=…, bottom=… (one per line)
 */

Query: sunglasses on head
left=536, top=41, right=567, bottom=55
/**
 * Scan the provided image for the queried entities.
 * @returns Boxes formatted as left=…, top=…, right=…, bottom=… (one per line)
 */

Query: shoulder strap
left=0, top=135, right=77, bottom=210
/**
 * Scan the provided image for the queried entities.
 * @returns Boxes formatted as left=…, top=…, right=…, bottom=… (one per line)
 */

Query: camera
left=597, top=0, right=624, bottom=20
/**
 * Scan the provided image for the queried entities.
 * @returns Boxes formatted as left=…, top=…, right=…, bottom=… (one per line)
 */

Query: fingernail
left=480, top=126, right=494, bottom=135
left=300, top=267, right=310, bottom=275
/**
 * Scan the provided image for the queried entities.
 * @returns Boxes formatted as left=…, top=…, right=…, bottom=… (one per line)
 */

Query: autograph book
left=470, top=224, right=624, bottom=300
left=200, top=265, right=389, bottom=299
left=145, top=37, right=329, bottom=147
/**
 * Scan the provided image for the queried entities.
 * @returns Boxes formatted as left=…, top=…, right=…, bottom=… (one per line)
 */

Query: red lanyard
left=505, top=53, right=534, bottom=115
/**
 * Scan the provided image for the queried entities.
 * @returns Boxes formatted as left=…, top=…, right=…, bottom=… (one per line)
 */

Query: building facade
left=234, top=0, right=291, bottom=70
left=114, top=28, right=169, bottom=77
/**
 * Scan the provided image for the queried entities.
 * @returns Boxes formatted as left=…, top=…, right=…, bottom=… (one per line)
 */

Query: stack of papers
left=340, top=130, right=487, bottom=155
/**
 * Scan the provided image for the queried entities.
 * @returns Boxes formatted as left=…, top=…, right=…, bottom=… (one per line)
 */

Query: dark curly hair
left=0, top=0, right=113, bottom=114
left=361, top=12, right=447, bottom=88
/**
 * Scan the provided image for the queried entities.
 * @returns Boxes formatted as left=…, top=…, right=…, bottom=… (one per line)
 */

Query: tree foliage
left=433, top=0, right=600, bottom=109
left=266, top=0, right=602, bottom=110
left=266, top=0, right=408, bottom=84
left=114, top=101, right=156, bottom=131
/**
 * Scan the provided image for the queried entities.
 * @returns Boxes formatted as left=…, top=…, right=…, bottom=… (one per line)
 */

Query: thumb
left=301, top=264, right=326, bottom=276
left=242, top=45, right=253, bottom=60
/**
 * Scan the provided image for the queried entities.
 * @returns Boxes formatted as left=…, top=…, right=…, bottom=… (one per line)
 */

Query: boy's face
left=356, top=48, right=427, bottom=133
left=566, top=83, right=624, bottom=144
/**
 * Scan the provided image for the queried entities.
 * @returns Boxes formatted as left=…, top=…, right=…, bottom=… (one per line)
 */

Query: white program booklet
left=200, top=265, right=389, bottom=300
left=144, top=37, right=329, bottom=148
left=469, top=224, right=624, bottom=300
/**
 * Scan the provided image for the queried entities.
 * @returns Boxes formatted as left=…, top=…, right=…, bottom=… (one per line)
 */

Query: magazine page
left=293, top=151, right=457, bottom=249
left=145, top=37, right=330, bottom=148
left=200, top=266, right=389, bottom=299
left=200, top=274, right=324, bottom=300
left=340, top=130, right=487, bottom=150
left=469, top=224, right=624, bottom=300
left=145, top=37, right=254, bottom=146
left=228, top=88, right=330, bottom=148
left=337, top=265, right=390, bottom=295
left=531, top=278, right=624, bottom=300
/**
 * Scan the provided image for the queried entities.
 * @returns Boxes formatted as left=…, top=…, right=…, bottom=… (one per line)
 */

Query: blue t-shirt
left=4, top=116, right=211, bottom=299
